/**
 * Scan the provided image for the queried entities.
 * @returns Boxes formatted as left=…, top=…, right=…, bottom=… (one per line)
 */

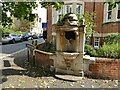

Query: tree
left=40, top=2, right=64, bottom=10
left=2, top=2, right=37, bottom=27
left=106, top=2, right=120, bottom=8
left=77, top=12, right=96, bottom=38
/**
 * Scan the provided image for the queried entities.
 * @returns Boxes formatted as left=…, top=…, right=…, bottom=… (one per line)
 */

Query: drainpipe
left=47, top=5, right=52, bottom=42
left=91, top=1, right=95, bottom=47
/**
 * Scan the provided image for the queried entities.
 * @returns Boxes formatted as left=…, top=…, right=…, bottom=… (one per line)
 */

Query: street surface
left=1, top=38, right=45, bottom=54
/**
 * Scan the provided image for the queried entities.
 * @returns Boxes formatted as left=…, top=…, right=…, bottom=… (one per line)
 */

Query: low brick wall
left=34, top=49, right=54, bottom=67
left=89, top=58, right=120, bottom=79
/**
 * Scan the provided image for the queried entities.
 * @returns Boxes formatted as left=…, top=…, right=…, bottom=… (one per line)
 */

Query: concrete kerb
left=0, top=48, right=28, bottom=68
left=0, top=48, right=27, bottom=90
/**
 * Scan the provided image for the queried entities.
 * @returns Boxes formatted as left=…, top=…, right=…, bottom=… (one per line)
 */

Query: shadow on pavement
left=4, top=60, right=11, bottom=67
left=2, top=69, right=27, bottom=76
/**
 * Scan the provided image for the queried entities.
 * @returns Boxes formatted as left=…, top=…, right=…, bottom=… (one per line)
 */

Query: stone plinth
left=53, top=13, right=85, bottom=77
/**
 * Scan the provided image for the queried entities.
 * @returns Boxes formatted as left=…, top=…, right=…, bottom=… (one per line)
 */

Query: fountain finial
left=58, top=13, right=79, bottom=26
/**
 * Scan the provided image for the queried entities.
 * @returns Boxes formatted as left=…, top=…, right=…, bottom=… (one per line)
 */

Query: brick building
left=85, top=2, right=120, bottom=48
left=47, top=1, right=120, bottom=48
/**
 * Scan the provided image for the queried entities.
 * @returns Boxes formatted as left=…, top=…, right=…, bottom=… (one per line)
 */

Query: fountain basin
left=61, top=52, right=79, bottom=60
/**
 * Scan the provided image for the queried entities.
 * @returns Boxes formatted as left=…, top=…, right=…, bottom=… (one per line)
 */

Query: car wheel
left=11, top=39, right=15, bottom=44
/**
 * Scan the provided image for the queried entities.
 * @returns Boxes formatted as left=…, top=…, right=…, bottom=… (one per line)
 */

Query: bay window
left=117, top=4, right=120, bottom=19
left=107, top=4, right=112, bottom=20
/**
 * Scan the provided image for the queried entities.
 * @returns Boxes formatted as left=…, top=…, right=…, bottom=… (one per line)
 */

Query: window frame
left=65, top=3, right=72, bottom=14
left=85, top=38, right=90, bottom=45
left=117, top=4, right=120, bottom=21
left=106, top=4, right=112, bottom=21
left=76, top=4, right=82, bottom=14
left=94, top=37, right=100, bottom=48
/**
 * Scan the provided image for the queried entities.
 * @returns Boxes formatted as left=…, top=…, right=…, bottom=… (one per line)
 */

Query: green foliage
left=97, top=33, right=120, bottom=58
left=18, top=19, right=32, bottom=32
left=40, top=2, right=64, bottom=10
left=57, top=12, right=96, bottom=37
left=104, top=33, right=120, bottom=44
left=77, top=12, right=96, bottom=38
left=57, top=14, right=65, bottom=25
left=84, top=44, right=97, bottom=57
left=2, top=2, right=37, bottom=27
left=105, top=2, right=120, bottom=8
left=2, top=26, right=25, bottom=35
left=84, top=43, right=119, bottom=59
left=96, top=43, right=119, bottom=59
left=49, top=42, right=56, bottom=53
left=36, top=41, right=56, bottom=53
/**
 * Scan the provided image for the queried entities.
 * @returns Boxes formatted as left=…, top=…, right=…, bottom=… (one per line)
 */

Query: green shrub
left=2, top=27, right=25, bottom=34
left=104, top=33, right=120, bottom=44
left=96, top=43, right=119, bottom=58
left=84, top=44, right=97, bottom=56
left=36, top=41, right=56, bottom=53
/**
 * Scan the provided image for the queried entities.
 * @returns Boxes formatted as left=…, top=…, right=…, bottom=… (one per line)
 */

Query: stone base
left=55, top=74, right=83, bottom=81
left=55, top=68, right=84, bottom=77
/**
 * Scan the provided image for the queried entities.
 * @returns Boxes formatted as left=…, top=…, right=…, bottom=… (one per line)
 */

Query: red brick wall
left=35, top=51, right=53, bottom=67
left=85, top=2, right=119, bottom=34
left=89, top=58, right=120, bottom=79
left=102, top=22, right=120, bottom=33
left=85, top=2, right=104, bottom=33
left=85, top=2, right=119, bottom=46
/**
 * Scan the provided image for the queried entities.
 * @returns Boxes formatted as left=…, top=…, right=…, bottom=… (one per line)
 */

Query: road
left=1, top=38, right=45, bottom=54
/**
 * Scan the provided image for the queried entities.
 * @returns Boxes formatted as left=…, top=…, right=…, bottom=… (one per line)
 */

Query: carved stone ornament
left=64, top=13, right=79, bottom=26
left=60, top=13, right=79, bottom=26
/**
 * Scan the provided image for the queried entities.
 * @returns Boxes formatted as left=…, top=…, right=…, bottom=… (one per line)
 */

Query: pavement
left=0, top=41, right=119, bottom=89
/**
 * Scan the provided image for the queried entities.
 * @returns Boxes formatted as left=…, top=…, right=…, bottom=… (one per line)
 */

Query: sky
left=32, top=4, right=47, bottom=23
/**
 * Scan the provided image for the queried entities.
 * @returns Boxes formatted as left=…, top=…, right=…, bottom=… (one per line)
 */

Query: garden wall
left=26, top=44, right=120, bottom=80
left=34, top=49, right=54, bottom=67
left=89, top=58, right=120, bottom=79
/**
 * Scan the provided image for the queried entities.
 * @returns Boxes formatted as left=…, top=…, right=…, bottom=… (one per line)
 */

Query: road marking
left=1, top=38, right=45, bottom=59
left=11, top=48, right=27, bottom=55
left=0, top=48, right=27, bottom=59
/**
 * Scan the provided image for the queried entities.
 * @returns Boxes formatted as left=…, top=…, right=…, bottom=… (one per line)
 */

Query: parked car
left=32, top=35, right=38, bottom=39
left=38, top=34, right=43, bottom=38
left=2, top=34, right=22, bottom=44
left=21, top=33, right=33, bottom=41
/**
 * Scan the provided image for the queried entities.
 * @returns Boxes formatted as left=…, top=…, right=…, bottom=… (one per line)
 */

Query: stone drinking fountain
left=51, top=13, right=85, bottom=77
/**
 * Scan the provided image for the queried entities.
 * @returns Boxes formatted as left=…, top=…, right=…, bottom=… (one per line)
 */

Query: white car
left=2, top=34, right=22, bottom=44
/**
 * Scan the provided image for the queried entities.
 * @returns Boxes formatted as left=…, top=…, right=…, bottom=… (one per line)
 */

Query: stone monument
left=51, top=13, right=85, bottom=77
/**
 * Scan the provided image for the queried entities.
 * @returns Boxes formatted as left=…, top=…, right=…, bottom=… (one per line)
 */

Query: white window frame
left=85, top=38, right=90, bottom=45
left=65, top=3, right=72, bottom=14
left=94, top=37, right=100, bottom=48
left=76, top=4, right=82, bottom=14
left=106, top=3, right=112, bottom=22
left=116, top=4, right=120, bottom=21
left=58, top=7, right=63, bottom=15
